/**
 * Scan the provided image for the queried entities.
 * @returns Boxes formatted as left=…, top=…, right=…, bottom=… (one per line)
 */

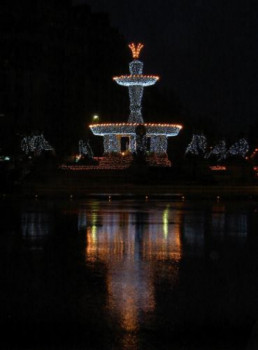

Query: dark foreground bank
left=1, top=167, right=258, bottom=200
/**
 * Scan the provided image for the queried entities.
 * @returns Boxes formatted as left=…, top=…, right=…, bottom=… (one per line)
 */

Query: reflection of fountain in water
left=86, top=210, right=154, bottom=334
left=83, top=202, right=182, bottom=349
left=210, top=203, right=248, bottom=239
left=21, top=212, right=51, bottom=249
left=181, top=207, right=205, bottom=257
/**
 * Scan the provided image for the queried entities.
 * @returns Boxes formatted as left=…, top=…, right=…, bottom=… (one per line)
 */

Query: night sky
left=74, top=0, right=258, bottom=136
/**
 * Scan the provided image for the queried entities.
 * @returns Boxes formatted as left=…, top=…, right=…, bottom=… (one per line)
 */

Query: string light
left=209, top=165, right=227, bottom=171
left=90, top=123, right=182, bottom=135
left=227, top=138, right=249, bottom=158
left=136, top=135, right=147, bottom=153
left=150, top=136, right=168, bottom=154
left=103, top=135, right=120, bottom=153
left=128, top=86, right=144, bottom=123
left=185, top=135, right=249, bottom=160
left=185, top=134, right=207, bottom=156
left=89, top=42, right=182, bottom=162
left=128, top=43, right=144, bottom=59
left=129, top=135, right=136, bottom=153
left=79, top=140, right=87, bottom=156
left=129, top=60, right=143, bottom=75
left=21, top=134, right=53, bottom=156
left=113, top=75, right=159, bottom=86
left=79, top=140, right=94, bottom=158
left=113, top=44, right=159, bottom=124
left=90, top=124, right=181, bottom=154
left=250, top=148, right=258, bottom=159
left=206, top=140, right=227, bottom=161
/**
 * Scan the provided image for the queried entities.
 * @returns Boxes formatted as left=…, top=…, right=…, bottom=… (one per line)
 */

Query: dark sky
left=74, top=0, right=258, bottom=135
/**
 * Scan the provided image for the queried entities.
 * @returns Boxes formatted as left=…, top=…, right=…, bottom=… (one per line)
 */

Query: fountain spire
left=113, top=43, right=159, bottom=124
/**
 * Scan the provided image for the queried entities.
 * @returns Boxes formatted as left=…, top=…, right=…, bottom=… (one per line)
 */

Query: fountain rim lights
left=113, top=75, right=160, bottom=79
left=90, top=123, right=182, bottom=128
left=89, top=123, right=183, bottom=136
left=113, top=75, right=160, bottom=86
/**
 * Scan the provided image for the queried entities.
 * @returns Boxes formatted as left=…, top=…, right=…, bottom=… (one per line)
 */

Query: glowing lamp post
left=92, top=115, right=99, bottom=123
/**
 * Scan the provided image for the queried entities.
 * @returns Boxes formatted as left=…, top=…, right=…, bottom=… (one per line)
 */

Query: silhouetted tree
left=0, top=0, right=127, bottom=157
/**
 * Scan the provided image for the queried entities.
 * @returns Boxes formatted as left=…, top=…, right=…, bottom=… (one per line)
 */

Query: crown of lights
left=128, top=43, right=144, bottom=59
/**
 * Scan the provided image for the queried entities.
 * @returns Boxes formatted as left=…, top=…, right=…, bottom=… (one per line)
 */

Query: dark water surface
left=1, top=198, right=258, bottom=349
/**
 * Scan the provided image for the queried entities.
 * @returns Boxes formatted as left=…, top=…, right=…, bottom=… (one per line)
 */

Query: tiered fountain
left=90, top=43, right=182, bottom=168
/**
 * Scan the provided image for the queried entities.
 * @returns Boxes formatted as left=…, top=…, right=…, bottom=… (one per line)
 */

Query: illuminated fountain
left=90, top=43, right=182, bottom=167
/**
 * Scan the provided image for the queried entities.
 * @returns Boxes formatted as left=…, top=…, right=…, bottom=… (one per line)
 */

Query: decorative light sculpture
left=79, top=140, right=87, bottom=156
left=128, top=43, right=144, bottom=59
left=79, top=139, right=94, bottom=158
left=185, top=134, right=207, bottom=156
left=206, top=140, right=227, bottom=161
left=228, top=138, right=249, bottom=158
left=89, top=43, right=182, bottom=166
left=21, top=134, right=53, bottom=156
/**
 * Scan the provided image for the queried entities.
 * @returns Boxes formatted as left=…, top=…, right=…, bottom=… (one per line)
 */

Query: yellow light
left=93, top=115, right=99, bottom=122
left=163, top=207, right=169, bottom=238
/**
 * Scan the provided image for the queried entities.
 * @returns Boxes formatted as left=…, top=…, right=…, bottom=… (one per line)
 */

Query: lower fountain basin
left=90, top=123, right=182, bottom=137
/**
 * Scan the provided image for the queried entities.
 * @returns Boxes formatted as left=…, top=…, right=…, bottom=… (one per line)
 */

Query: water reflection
left=210, top=203, right=226, bottom=236
left=182, top=210, right=205, bottom=256
left=21, top=212, right=50, bottom=238
left=82, top=201, right=182, bottom=346
left=0, top=199, right=254, bottom=349
left=21, top=211, right=51, bottom=249
left=210, top=203, right=248, bottom=239
left=77, top=200, right=251, bottom=349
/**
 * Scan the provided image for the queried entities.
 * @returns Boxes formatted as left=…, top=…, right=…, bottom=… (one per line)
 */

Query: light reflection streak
left=163, top=206, right=169, bottom=238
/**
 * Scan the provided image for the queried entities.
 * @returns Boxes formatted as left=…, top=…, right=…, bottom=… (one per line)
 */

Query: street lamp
left=92, top=115, right=99, bottom=123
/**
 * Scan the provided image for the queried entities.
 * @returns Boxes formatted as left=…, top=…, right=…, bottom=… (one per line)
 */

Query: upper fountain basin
left=113, top=75, right=160, bottom=87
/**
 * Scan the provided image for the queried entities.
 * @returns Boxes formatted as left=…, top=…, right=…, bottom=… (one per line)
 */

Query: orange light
left=128, top=43, right=144, bottom=59
left=250, top=148, right=258, bottom=159
left=113, top=75, right=160, bottom=80
left=209, top=166, right=227, bottom=171
left=89, top=123, right=183, bottom=128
